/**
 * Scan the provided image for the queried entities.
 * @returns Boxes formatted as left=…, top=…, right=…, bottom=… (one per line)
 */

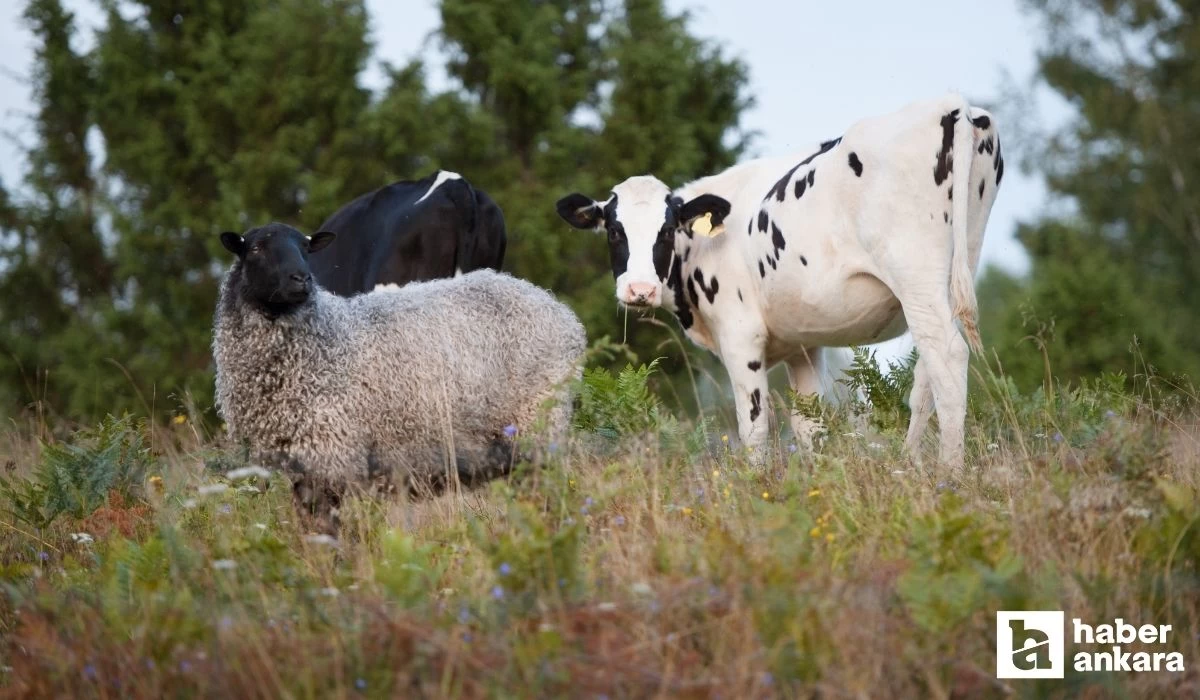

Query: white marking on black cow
left=555, top=93, right=1002, bottom=469
left=415, top=170, right=463, bottom=204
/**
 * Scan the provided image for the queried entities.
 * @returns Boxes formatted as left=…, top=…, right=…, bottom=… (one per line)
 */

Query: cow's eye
left=607, top=225, right=624, bottom=243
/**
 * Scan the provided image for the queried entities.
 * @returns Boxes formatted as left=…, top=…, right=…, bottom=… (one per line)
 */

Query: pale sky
left=0, top=1, right=1066, bottom=359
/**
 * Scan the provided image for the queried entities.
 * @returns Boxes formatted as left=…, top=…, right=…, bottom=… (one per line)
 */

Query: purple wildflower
left=83, top=664, right=97, bottom=681
left=458, top=607, right=470, bottom=624
left=788, top=444, right=798, bottom=453
left=503, top=424, right=518, bottom=438
left=761, top=671, right=774, bottom=686
left=498, top=562, right=512, bottom=576
left=219, top=503, right=232, bottom=514
left=38, top=551, right=49, bottom=562
left=613, top=515, right=626, bottom=526
left=355, top=678, right=367, bottom=691
left=1105, top=410, right=1117, bottom=419
left=491, top=585, right=505, bottom=600
left=1053, top=432, right=1063, bottom=443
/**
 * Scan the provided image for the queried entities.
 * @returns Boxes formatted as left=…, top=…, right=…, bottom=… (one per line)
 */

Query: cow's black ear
left=220, top=232, right=245, bottom=257
left=555, top=193, right=604, bottom=230
left=308, top=231, right=336, bottom=253
left=679, top=194, right=732, bottom=227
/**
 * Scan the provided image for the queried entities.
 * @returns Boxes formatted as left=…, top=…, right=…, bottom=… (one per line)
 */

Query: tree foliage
left=981, top=0, right=1200, bottom=388
left=0, top=0, right=752, bottom=424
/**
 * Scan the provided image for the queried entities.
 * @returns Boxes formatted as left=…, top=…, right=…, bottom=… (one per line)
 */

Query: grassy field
left=0, top=351, right=1197, bottom=698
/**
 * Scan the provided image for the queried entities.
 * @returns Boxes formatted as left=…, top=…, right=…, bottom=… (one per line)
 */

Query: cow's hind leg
left=887, top=282, right=970, bottom=470
left=905, top=358, right=935, bottom=462
left=785, top=348, right=827, bottom=451
left=720, top=334, right=771, bottom=466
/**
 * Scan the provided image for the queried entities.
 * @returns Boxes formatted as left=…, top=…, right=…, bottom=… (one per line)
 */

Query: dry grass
left=0, top=365, right=1197, bottom=699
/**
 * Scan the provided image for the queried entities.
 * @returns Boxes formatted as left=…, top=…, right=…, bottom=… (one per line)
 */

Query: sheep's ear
left=308, top=231, right=336, bottom=253
left=220, top=232, right=245, bottom=257
left=555, top=193, right=604, bottom=230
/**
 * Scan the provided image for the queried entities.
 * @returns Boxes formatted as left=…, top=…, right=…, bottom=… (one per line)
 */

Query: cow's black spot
left=757, top=209, right=769, bottom=233
left=807, top=170, right=815, bottom=187
left=800, top=255, right=808, bottom=266
left=693, top=269, right=719, bottom=304
left=737, top=288, right=743, bottom=302
left=948, top=187, right=953, bottom=201
left=970, top=114, right=991, bottom=130
left=944, top=212, right=949, bottom=223
left=933, top=109, right=959, bottom=186
left=749, top=388, right=762, bottom=422
left=994, top=137, right=1005, bottom=185
left=747, top=219, right=753, bottom=236
left=794, top=176, right=807, bottom=199
left=764, top=137, right=842, bottom=202
left=758, top=260, right=766, bottom=278
left=977, top=135, right=994, bottom=155
left=602, top=196, right=629, bottom=279
left=770, top=222, right=787, bottom=258
left=978, top=179, right=986, bottom=200
left=848, top=152, right=863, bottom=177
left=666, top=254, right=693, bottom=330
left=767, top=255, right=777, bottom=270
left=747, top=360, right=762, bottom=371
left=686, top=277, right=700, bottom=308
left=652, top=238, right=674, bottom=281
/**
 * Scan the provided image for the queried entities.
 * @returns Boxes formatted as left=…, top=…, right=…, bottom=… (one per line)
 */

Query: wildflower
left=182, top=498, right=198, bottom=509
left=304, top=534, right=339, bottom=547
left=760, top=671, right=774, bottom=687
left=631, top=581, right=652, bottom=596
left=809, top=527, right=821, bottom=538
left=788, top=443, right=798, bottom=453
left=198, top=483, right=228, bottom=496
left=1105, top=410, right=1117, bottom=419
left=237, top=484, right=260, bottom=494
left=613, top=515, right=626, bottom=526
left=762, top=491, right=770, bottom=500
left=712, top=469, right=720, bottom=478
left=503, top=424, right=518, bottom=438
left=179, top=660, right=192, bottom=673
left=83, top=664, right=98, bottom=681
left=149, top=475, right=164, bottom=492
left=253, top=523, right=267, bottom=530
left=498, top=562, right=512, bottom=576
left=218, top=503, right=232, bottom=515
left=568, top=478, right=576, bottom=487
left=458, top=607, right=470, bottom=624
left=987, top=442, right=999, bottom=451
left=807, top=489, right=820, bottom=498
left=596, top=602, right=617, bottom=612
left=682, top=507, right=693, bottom=516
left=491, top=585, right=505, bottom=600
left=218, top=615, right=234, bottom=631
left=721, top=434, right=729, bottom=443
left=356, top=678, right=367, bottom=691
left=38, top=551, right=49, bottom=562
left=172, top=414, right=187, bottom=425
left=462, top=633, right=473, bottom=643
left=1053, top=432, right=1064, bottom=443
left=211, top=559, right=237, bottom=571
left=70, top=532, right=94, bottom=545
left=319, top=587, right=339, bottom=597
left=226, top=466, right=270, bottom=480
left=825, top=533, right=835, bottom=543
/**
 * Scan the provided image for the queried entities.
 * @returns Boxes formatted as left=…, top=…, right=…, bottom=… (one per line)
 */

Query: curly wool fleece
left=213, top=268, right=586, bottom=489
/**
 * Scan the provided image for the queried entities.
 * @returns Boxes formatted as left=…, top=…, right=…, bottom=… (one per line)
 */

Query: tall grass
left=0, top=349, right=1196, bottom=698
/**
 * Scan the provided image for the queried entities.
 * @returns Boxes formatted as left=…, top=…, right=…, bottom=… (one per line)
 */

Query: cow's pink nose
left=627, top=282, right=657, bottom=303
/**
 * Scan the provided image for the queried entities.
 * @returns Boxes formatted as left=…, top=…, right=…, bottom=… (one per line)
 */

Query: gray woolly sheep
left=212, top=223, right=586, bottom=530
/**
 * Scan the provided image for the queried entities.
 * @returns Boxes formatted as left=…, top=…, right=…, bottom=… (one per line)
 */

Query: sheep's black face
left=220, top=223, right=336, bottom=315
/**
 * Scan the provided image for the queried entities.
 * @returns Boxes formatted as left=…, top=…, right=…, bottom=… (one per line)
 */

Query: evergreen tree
left=981, top=0, right=1200, bottom=387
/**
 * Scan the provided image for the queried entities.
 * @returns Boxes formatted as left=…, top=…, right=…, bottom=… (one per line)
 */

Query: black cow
left=310, top=170, right=506, bottom=295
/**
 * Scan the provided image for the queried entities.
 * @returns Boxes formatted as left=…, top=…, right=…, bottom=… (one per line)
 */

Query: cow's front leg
left=723, top=342, right=771, bottom=466
left=785, top=348, right=827, bottom=452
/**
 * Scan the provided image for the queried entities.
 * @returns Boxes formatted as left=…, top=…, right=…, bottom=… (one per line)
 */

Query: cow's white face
left=556, top=176, right=731, bottom=308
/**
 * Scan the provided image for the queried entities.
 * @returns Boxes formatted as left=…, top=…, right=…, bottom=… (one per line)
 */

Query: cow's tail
left=950, top=99, right=982, bottom=354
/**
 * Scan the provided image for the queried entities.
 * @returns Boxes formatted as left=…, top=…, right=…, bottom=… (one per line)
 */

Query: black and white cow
left=311, top=171, right=507, bottom=295
left=556, top=93, right=1002, bottom=468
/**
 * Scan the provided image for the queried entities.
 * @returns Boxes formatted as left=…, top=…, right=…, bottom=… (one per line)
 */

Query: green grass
left=0, top=351, right=1197, bottom=698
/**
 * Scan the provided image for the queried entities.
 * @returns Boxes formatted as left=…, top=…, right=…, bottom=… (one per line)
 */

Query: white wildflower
left=987, top=442, right=1000, bottom=451
left=69, top=532, right=94, bottom=545
left=226, top=466, right=271, bottom=480
left=596, top=602, right=617, bottom=612
left=1122, top=507, right=1152, bottom=520
left=182, top=498, right=198, bottom=509
left=237, top=484, right=261, bottom=494
left=211, top=559, right=237, bottom=571
left=319, top=587, right=340, bottom=597
left=253, top=523, right=267, bottom=530
left=630, top=581, right=653, bottom=596
left=868, top=442, right=884, bottom=451
left=304, top=534, right=339, bottom=547
left=198, top=483, right=228, bottom=496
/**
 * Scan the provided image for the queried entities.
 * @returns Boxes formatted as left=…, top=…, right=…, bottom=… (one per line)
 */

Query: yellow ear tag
left=690, top=212, right=724, bottom=237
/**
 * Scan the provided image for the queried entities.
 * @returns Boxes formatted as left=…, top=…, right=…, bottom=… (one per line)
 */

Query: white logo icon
left=996, top=611, right=1065, bottom=679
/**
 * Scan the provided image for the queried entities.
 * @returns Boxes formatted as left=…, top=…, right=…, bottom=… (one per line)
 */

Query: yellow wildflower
left=149, top=475, right=164, bottom=492
left=825, top=533, right=835, bottom=542
left=682, top=507, right=693, bottom=516
left=762, top=491, right=770, bottom=500
left=721, top=434, right=729, bottom=443
left=809, top=527, right=821, bottom=538
left=172, top=414, right=187, bottom=425
left=807, top=489, right=821, bottom=498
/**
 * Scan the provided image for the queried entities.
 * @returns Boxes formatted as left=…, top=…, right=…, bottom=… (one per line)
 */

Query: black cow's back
left=310, top=172, right=507, bottom=296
